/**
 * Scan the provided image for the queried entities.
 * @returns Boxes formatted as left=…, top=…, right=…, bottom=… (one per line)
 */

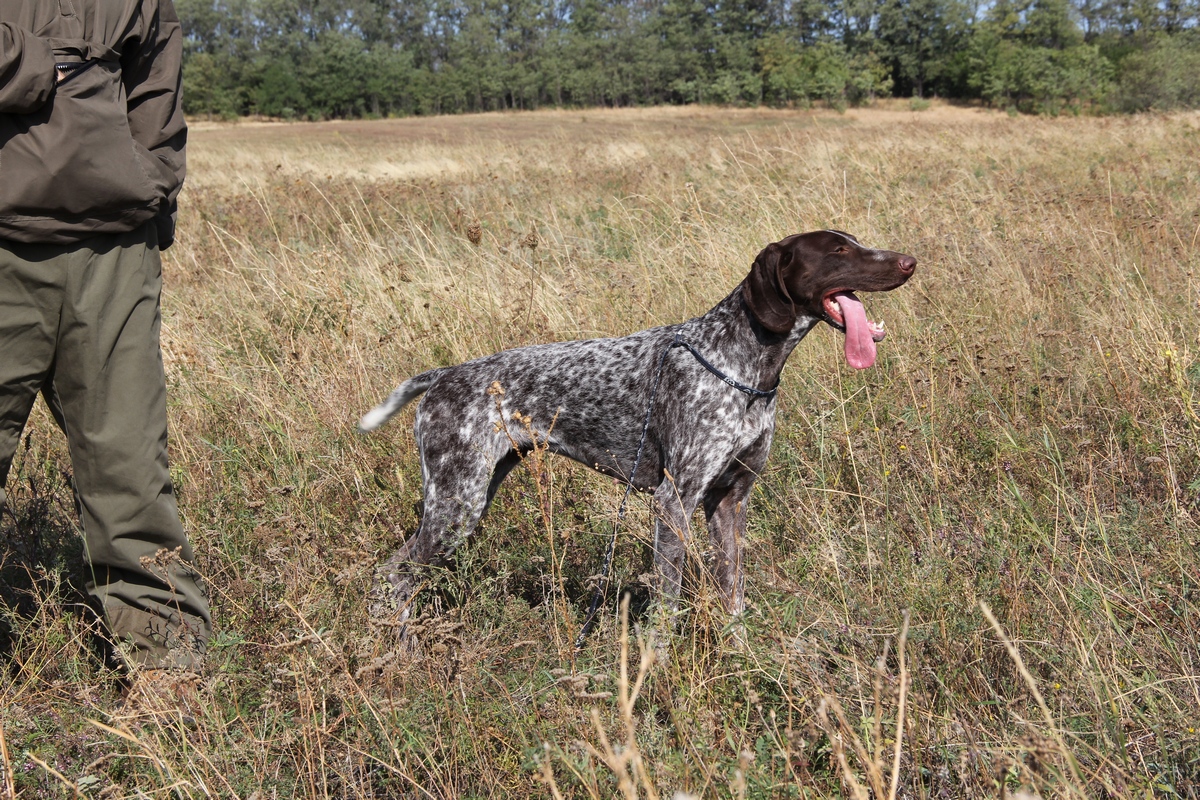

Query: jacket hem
left=0, top=206, right=161, bottom=245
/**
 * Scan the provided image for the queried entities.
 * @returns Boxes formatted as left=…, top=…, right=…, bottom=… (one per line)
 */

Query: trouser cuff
left=106, top=604, right=211, bottom=671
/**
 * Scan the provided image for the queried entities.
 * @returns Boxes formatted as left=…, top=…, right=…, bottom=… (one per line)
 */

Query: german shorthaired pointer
left=360, top=230, right=915, bottom=626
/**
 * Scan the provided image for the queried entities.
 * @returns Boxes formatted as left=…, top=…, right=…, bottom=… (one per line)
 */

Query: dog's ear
left=741, top=242, right=796, bottom=334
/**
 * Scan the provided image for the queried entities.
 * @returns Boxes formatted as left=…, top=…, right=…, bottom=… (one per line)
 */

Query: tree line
left=177, top=0, right=1200, bottom=118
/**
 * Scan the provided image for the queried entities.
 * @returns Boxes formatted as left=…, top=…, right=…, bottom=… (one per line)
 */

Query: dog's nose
left=898, top=255, right=916, bottom=275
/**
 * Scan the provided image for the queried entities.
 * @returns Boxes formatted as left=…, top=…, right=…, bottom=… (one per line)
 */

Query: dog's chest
left=732, top=396, right=776, bottom=451
left=672, top=386, right=776, bottom=460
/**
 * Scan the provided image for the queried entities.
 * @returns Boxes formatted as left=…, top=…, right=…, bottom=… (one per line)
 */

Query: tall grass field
left=1, top=104, right=1198, bottom=798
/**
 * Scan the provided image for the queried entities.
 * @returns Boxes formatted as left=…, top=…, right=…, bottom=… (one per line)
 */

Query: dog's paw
left=723, top=612, right=748, bottom=651
left=367, top=571, right=415, bottom=635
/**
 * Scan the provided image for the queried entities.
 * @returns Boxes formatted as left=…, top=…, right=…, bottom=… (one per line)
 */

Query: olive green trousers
left=0, top=224, right=210, bottom=669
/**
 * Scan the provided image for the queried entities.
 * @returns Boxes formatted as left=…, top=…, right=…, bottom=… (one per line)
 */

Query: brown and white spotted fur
left=359, top=230, right=916, bottom=625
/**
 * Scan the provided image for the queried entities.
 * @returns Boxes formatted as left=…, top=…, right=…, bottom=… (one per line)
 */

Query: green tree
left=968, top=0, right=1112, bottom=111
left=650, top=0, right=719, bottom=103
left=181, top=51, right=244, bottom=117
left=364, top=43, right=417, bottom=116
left=1111, top=31, right=1200, bottom=110
left=251, top=57, right=305, bottom=117
left=560, top=0, right=657, bottom=106
left=301, top=30, right=372, bottom=118
left=876, top=0, right=971, bottom=96
left=760, top=34, right=891, bottom=108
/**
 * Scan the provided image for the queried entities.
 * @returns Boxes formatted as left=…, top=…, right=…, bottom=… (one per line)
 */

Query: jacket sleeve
left=0, top=23, right=56, bottom=114
left=121, top=0, right=186, bottom=249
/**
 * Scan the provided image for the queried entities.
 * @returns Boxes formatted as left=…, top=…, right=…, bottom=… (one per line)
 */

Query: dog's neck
left=683, top=286, right=821, bottom=394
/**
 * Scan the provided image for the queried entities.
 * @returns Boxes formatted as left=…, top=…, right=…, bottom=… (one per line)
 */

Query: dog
left=359, top=230, right=915, bottom=626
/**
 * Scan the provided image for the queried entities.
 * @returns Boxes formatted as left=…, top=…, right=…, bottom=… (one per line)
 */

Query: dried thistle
left=466, top=220, right=482, bottom=245
left=139, top=546, right=185, bottom=591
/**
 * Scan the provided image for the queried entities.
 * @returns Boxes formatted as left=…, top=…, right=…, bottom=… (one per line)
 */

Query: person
left=0, top=0, right=211, bottom=681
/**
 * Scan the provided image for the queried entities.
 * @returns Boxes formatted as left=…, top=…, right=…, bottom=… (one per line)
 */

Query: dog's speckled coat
left=360, top=230, right=916, bottom=622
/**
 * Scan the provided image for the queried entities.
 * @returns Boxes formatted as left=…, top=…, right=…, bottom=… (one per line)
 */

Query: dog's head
left=741, top=230, right=916, bottom=369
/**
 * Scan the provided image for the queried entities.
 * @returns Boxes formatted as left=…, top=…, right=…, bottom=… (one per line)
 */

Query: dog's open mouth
left=823, top=290, right=887, bottom=370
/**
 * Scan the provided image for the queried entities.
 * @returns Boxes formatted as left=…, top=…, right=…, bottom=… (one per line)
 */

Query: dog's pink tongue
left=835, top=291, right=877, bottom=369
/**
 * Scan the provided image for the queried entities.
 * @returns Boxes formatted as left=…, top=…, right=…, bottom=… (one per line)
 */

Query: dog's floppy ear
left=741, top=242, right=796, bottom=334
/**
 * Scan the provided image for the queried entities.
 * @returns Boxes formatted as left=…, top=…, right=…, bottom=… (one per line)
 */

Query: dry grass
left=1, top=102, right=1198, bottom=798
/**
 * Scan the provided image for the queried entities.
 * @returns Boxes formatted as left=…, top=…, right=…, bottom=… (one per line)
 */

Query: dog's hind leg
left=372, top=434, right=517, bottom=629
left=643, top=477, right=705, bottom=661
left=486, top=450, right=523, bottom=506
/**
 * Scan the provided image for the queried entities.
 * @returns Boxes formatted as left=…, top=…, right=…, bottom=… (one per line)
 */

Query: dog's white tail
left=357, top=369, right=445, bottom=432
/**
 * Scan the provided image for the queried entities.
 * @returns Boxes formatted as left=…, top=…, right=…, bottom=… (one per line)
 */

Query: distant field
left=2, top=104, right=1198, bottom=798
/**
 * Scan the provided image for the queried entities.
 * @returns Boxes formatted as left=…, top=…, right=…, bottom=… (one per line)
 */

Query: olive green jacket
left=0, top=0, right=185, bottom=247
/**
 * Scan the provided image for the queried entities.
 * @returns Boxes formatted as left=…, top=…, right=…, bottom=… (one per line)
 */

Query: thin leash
left=574, top=333, right=777, bottom=649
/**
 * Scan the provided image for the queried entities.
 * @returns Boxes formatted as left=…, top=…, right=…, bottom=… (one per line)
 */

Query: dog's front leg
left=704, top=432, right=772, bottom=618
left=703, top=472, right=760, bottom=616
left=369, top=541, right=423, bottom=633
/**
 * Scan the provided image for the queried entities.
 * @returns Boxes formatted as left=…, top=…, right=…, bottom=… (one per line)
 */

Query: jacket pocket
left=0, top=48, right=170, bottom=220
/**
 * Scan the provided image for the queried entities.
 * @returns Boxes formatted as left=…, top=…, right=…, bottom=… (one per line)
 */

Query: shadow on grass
left=0, top=450, right=108, bottom=668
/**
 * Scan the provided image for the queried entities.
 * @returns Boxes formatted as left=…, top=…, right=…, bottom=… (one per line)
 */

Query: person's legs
left=0, top=241, right=63, bottom=509
left=52, top=225, right=211, bottom=669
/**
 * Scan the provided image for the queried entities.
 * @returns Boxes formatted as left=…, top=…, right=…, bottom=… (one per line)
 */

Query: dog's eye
left=833, top=246, right=850, bottom=254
